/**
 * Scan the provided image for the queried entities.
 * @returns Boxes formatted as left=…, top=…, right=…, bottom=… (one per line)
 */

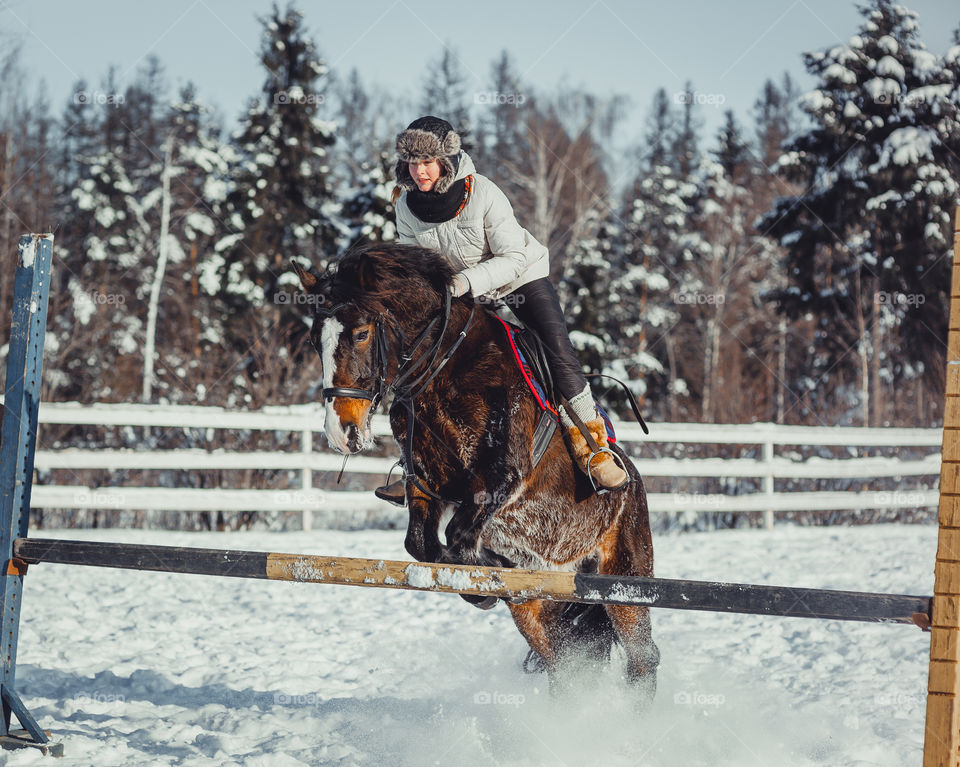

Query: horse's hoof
left=460, top=594, right=499, bottom=610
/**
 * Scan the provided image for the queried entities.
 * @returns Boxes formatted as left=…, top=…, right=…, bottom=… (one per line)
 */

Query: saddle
left=495, top=315, right=616, bottom=469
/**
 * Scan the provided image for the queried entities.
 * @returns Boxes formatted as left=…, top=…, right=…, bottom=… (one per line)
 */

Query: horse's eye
left=354, top=328, right=370, bottom=342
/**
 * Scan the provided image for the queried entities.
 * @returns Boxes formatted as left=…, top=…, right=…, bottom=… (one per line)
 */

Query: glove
left=449, top=273, right=471, bottom=298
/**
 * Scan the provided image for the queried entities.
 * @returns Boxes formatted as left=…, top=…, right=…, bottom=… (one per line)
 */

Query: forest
left=0, top=0, right=958, bottom=428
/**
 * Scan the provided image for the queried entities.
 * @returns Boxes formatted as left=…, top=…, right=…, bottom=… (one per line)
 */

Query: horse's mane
left=317, top=243, right=456, bottom=316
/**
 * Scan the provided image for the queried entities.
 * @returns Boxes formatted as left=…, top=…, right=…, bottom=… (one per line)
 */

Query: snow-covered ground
left=3, top=523, right=936, bottom=767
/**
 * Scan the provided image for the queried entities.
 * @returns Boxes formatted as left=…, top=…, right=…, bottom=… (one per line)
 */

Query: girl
left=386, top=115, right=627, bottom=493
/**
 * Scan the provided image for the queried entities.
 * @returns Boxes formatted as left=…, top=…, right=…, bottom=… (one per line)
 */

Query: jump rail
left=12, top=537, right=931, bottom=625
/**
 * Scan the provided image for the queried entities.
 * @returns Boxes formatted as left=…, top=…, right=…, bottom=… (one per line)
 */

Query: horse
left=292, top=243, right=659, bottom=694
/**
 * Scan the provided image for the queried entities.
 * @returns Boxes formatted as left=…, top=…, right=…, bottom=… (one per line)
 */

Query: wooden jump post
left=924, top=206, right=960, bottom=767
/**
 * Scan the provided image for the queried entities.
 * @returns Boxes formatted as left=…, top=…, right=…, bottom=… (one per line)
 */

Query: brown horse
left=293, top=244, right=659, bottom=693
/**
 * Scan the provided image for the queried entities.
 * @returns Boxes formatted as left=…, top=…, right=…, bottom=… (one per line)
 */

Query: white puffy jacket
left=395, top=152, right=550, bottom=299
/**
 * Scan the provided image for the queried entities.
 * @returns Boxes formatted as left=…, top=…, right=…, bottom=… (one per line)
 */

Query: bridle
left=313, top=290, right=475, bottom=504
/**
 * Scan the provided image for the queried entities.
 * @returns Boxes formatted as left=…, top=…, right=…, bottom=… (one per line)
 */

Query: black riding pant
left=506, top=277, right=588, bottom=401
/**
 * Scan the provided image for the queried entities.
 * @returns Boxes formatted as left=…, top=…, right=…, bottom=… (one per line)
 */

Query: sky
left=2, top=0, right=959, bottom=161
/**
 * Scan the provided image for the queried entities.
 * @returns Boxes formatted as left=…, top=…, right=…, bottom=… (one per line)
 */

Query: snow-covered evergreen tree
left=560, top=206, right=619, bottom=376
left=333, top=69, right=396, bottom=250
left=764, top=0, right=958, bottom=424
left=610, top=162, right=697, bottom=415
left=218, top=4, right=342, bottom=346
left=419, top=46, right=473, bottom=153
left=338, top=149, right=396, bottom=250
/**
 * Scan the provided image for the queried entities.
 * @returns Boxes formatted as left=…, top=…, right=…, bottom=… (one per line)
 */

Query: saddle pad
left=495, top=316, right=616, bottom=443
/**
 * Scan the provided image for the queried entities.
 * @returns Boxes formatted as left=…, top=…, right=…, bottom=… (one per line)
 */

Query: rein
left=318, top=291, right=475, bottom=506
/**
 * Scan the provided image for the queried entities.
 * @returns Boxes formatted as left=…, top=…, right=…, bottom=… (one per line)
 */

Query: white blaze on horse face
left=320, top=316, right=350, bottom=453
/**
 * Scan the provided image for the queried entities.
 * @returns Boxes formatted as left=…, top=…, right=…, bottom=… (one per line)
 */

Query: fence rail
left=11, top=401, right=941, bottom=529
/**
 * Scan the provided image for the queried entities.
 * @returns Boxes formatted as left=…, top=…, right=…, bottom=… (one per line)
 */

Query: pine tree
left=672, top=80, right=702, bottom=177
left=218, top=4, right=342, bottom=354
left=611, top=163, right=695, bottom=416
left=763, top=0, right=958, bottom=424
left=638, top=88, right=677, bottom=175
left=474, top=50, right=528, bottom=190
left=334, top=69, right=396, bottom=250
left=560, top=206, right=619, bottom=376
left=339, top=149, right=396, bottom=250
left=419, top=46, right=473, bottom=153
left=752, top=73, right=801, bottom=168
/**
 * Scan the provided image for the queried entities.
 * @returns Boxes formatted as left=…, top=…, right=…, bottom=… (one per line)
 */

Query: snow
left=875, top=55, right=905, bottom=80
left=864, top=77, right=901, bottom=103
left=873, top=126, right=937, bottom=170
left=7, top=523, right=935, bottom=766
left=20, top=240, right=35, bottom=268
left=824, top=63, right=857, bottom=84
left=799, top=89, right=832, bottom=113
left=842, top=100, right=861, bottom=118
left=877, top=34, right=899, bottom=54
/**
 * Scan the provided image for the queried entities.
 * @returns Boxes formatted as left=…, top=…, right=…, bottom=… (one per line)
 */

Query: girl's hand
left=450, top=274, right=471, bottom=298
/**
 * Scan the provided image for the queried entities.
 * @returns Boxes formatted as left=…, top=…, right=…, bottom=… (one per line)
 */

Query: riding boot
left=560, top=384, right=629, bottom=492
left=374, top=479, right=406, bottom=506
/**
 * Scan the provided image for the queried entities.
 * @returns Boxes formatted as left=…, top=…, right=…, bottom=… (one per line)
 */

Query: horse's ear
left=291, top=259, right=318, bottom=291
left=355, top=254, right=381, bottom=293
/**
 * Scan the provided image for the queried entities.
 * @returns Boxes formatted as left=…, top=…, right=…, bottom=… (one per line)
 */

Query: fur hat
left=394, top=116, right=462, bottom=194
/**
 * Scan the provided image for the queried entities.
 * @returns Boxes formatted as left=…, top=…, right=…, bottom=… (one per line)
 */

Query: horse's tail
left=521, top=602, right=619, bottom=674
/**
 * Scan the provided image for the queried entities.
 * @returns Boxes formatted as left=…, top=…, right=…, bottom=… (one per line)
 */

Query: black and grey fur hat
left=394, top=116, right=462, bottom=194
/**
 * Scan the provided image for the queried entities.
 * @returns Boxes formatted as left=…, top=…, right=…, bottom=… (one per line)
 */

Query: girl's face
left=408, top=159, right=442, bottom=192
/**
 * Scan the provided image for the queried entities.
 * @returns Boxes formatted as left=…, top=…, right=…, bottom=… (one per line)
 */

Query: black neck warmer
left=405, top=177, right=469, bottom=224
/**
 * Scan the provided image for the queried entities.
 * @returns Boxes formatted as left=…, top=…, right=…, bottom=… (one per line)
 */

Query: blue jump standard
left=0, top=235, right=62, bottom=756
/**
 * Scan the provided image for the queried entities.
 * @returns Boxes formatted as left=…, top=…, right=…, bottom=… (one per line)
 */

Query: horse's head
left=292, top=245, right=457, bottom=454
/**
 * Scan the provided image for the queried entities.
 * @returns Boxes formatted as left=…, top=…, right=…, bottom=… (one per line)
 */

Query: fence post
left=924, top=206, right=960, bottom=767
left=763, top=436, right=775, bottom=530
left=0, top=235, right=60, bottom=755
left=301, top=429, right=312, bottom=531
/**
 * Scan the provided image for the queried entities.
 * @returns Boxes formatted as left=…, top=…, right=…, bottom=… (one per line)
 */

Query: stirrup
left=585, top=447, right=630, bottom=495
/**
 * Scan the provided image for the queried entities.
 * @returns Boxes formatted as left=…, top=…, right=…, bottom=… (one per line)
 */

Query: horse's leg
left=604, top=604, right=658, bottom=689
left=403, top=482, right=444, bottom=563
left=598, top=512, right=660, bottom=696
left=507, top=599, right=560, bottom=667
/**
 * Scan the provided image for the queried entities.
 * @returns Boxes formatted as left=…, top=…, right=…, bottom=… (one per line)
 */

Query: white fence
left=20, top=402, right=942, bottom=529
